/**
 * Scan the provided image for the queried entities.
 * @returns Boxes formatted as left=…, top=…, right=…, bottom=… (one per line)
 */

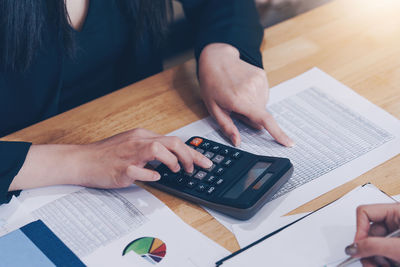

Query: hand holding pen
left=339, top=203, right=400, bottom=267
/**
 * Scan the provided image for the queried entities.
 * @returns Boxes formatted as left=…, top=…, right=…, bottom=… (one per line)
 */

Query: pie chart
left=123, top=237, right=167, bottom=265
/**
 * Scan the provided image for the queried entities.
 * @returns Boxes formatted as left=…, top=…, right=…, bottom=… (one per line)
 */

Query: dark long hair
left=0, top=0, right=171, bottom=72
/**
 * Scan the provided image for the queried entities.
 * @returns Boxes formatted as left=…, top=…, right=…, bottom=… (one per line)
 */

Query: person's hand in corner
left=198, top=43, right=294, bottom=147
left=345, top=203, right=400, bottom=266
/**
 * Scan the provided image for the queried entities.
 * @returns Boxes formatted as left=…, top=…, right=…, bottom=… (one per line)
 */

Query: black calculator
left=150, top=137, right=293, bottom=220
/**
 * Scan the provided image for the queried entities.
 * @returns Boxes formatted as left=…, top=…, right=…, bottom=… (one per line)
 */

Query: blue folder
left=0, top=220, right=84, bottom=266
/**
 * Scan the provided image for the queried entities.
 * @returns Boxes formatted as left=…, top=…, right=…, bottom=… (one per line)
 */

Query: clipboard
left=215, top=206, right=320, bottom=266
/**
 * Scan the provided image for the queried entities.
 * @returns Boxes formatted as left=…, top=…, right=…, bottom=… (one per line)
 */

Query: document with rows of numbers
left=169, top=68, right=400, bottom=247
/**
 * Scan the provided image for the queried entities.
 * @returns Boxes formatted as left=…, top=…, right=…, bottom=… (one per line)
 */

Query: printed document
left=219, top=184, right=395, bottom=267
left=169, top=68, right=400, bottom=247
left=13, top=185, right=229, bottom=266
left=0, top=196, right=34, bottom=237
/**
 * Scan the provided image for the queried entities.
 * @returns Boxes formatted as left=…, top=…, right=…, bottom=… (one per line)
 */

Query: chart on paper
left=205, top=87, right=394, bottom=201
left=123, top=237, right=167, bottom=264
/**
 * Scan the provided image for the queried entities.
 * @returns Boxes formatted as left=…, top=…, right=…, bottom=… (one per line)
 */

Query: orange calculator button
left=190, top=137, right=203, bottom=147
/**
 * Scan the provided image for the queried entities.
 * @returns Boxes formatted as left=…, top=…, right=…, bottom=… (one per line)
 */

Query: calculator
left=150, top=137, right=293, bottom=220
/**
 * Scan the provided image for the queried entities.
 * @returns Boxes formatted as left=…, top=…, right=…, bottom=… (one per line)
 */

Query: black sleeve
left=0, top=141, right=31, bottom=204
left=180, top=0, right=264, bottom=69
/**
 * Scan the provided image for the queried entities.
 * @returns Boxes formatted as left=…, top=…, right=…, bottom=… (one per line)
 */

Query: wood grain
left=3, top=0, right=400, bottom=252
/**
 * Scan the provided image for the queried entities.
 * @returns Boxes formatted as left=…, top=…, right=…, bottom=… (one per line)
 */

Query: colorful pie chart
left=122, top=237, right=167, bottom=265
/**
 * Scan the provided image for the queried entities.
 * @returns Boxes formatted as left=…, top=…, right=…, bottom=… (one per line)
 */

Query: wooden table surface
left=3, top=0, right=400, bottom=252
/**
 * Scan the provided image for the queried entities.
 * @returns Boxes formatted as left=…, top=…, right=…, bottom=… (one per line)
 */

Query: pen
left=337, top=228, right=400, bottom=267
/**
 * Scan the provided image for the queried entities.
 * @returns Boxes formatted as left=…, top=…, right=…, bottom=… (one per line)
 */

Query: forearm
left=9, top=144, right=89, bottom=191
left=8, top=129, right=213, bottom=192
left=181, top=0, right=264, bottom=68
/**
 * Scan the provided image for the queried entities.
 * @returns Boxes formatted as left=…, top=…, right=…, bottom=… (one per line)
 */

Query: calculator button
left=184, top=170, right=197, bottom=178
left=194, top=171, right=207, bottom=180
left=212, top=155, right=225, bottom=164
left=206, top=175, right=217, bottom=184
left=176, top=176, right=185, bottom=184
left=204, top=151, right=215, bottom=159
left=220, top=148, right=230, bottom=155
left=195, top=148, right=205, bottom=154
left=211, top=145, right=221, bottom=152
left=204, top=163, right=216, bottom=172
left=186, top=180, right=197, bottom=188
left=161, top=172, right=174, bottom=181
left=196, top=184, right=207, bottom=192
left=201, top=142, right=211, bottom=149
left=215, top=167, right=225, bottom=176
left=215, top=178, right=224, bottom=186
left=223, top=159, right=234, bottom=167
left=190, top=138, right=203, bottom=147
left=207, top=186, right=216, bottom=195
left=231, top=151, right=242, bottom=159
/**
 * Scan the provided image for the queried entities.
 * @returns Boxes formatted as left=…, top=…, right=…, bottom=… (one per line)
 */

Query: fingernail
left=203, top=158, right=213, bottom=168
left=286, top=138, right=295, bottom=147
left=231, top=135, right=239, bottom=147
left=153, top=173, right=161, bottom=181
left=173, top=164, right=181, bottom=173
left=345, top=243, right=358, bottom=256
left=187, top=165, right=194, bottom=174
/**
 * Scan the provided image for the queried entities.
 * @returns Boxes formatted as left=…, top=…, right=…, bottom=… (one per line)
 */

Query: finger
left=355, top=204, right=400, bottom=241
left=145, top=141, right=181, bottom=173
left=369, top=223, right=388, bottom=237
left=157, top=136, right=195, bottom=173
left=246, top=108, right=294, bottom=147
left=374, top=256, right=391, bottom=267
left=211, top=104, right=241, bottom=146
left=361, top=257, right=377, bottom=267
left=231, top=101, right=294, bottom=146
left=232, top=112, right=263, bottom=130
left=352, top=237, right=400, bottom=262
left=126, top=165, right=161, bottom=182
left=189, top=147, right=213, bottom=169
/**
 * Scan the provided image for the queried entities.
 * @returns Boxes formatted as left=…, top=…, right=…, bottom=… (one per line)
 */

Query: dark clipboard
left=215, top=183, right=390, bottom=266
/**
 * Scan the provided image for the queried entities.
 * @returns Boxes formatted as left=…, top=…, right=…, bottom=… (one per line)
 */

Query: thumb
left=346, top=237, right=400, bottom=262
left=126, top=165, right=161, bottom=182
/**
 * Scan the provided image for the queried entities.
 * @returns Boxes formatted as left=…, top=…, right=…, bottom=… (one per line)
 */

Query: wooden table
left=3, top=0, right=400, bottom=252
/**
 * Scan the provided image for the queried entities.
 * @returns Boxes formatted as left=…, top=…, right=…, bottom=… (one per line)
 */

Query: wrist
left=10, top=144, right=90, bottom=190
left=73, top=143, right=103, bottom=187
left=200, top=43, right=240, bottom=63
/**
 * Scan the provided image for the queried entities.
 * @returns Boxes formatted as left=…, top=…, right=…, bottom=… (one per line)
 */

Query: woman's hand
left=198, top=43, right=294, bottom=147
left=345, top=203, right=400, bottom=266
left=81, top=128, right=212, bottom=188
left=10, top=128, right=212, bottom=191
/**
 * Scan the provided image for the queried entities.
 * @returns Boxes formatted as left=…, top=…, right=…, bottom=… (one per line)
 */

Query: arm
left=6, top=129, right=213, bottom=199
left=0, top=141, right=31, bottom=204
left=180, top=0, right=264, bottom=68
left=180, top=0, right=293, bottom=147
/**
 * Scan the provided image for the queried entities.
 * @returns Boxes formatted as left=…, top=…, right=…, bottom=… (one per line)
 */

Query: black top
left=0, top=0, right=263, bottom=204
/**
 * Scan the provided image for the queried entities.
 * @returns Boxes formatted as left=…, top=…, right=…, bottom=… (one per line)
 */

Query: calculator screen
left=223, top=162, right=272, bottom=199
